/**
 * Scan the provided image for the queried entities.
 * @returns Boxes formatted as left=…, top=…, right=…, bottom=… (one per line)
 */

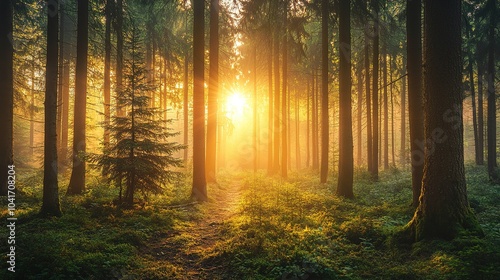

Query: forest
left=0, top=0, right=499, bottom=279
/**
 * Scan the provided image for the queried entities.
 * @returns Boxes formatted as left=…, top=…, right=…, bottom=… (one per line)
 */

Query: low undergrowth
left=0, top=165, right=499, bottom=279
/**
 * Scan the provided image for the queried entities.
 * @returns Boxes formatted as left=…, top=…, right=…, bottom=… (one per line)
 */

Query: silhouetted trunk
left=383, top=40, right=388, bottom=170
left=371, top=0, right=379, bottom=180
left=407, top=0, right=481, bottom=241
left=337, top=0, right=353, bottom=198
left=295, top=90, right=301, bottom=169
left=357, top=62, right=362, bottom=166
left=268, top=36, right=273, bottom=173
left=192, top=0, right=207, bottom=201
left=306, top=78, right=310, bottom=167
left=407, top=0, right=424, bottom=207
left=477, top=51, right=484, bottom=165
left=320, top=0, right=329, bottom=183
left=273, top=30, right=280, bottom=173
left=40, top=0, right=62, bottom=216
left=104, top=0, right=112, bottom=149
left=67, top=0, right=89, bottom=195
left=183, top=53, right=189, bottom=163
left=312, top=71, right=319, bottom=169
left=206, top=0, right=219, bottom=182
left=487, top=0, right=497, bottom=180
left=253, top=46, right=258, bottom=172
left=390, top=56, right=395, bottom=166
left=282, top=2, right=288, bottom=179
left=400, top=54, right=406, bottom=166
left=0, top=0, right=13, bottom=196
left=57, top=2, right=64, bottom=165
left=116, top=0, right=124, bottom=117
left=365, top=34, right=372, bottom=173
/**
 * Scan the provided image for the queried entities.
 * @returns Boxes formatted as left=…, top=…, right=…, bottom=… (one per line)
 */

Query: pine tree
left=89, top=26, right=183, bottom=207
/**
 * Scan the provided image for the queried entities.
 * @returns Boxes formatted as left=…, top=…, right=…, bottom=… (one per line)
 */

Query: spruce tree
left=89, top=25, right=183, bottom=207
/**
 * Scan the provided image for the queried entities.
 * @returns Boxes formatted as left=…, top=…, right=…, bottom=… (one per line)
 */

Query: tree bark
left=40, top=0, right=62, bottom=216
left=206, top=0, right=219, bottom=182
left=282, top=2, right=288, bottom=179
left=487, top=0, right=497, bottom=180
left=477, top=49, right=484, bottom=165
left=406, top=0, right=481, bottom=241
left=337, top=0, right=353, bottom=198
left=400, top=54, right=406, bottom=167
left=320, top=0, right=329, bottom=183
left=268, top=36, right=273, bottom=173
left=383, top=39, right=388, bottom=170
left=116, top=0, right=124, bottom=117
left=104, top=0, right=112, bottom=150
left=192, top=0, right=207, bottom=201
left=365, top=34, right=372, bottom=174
left=407, top=0, right=425, bottom=207
left=273, top=28, right=280, bottom=174
left=0, top=0, right=14, bottom=196
left=371, top=0, right=379, bottom=180
left=357, top=61, right=363, bottom=166
left=67, top=0, right=89, bottom=195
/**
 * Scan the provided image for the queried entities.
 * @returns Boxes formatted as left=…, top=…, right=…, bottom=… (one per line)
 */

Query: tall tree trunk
left=390, top=56, right=395, bottom=167
left=400, top=54, right=406, bottom=167
left=470, top=58, right=479, bottom=165
left=206, top=0, right=219, bottom=182
left=407, top=0, right=425, bottom=207
left=487, top=0, right=497, bottom=180
left=407, top=0, right=482, bottom=241
left=116, top=0, right=124, bottom=117
left=295, top=90, right=301, bottom=169
left=192, top=0, right=207, bottom=201
left=0, top=0, right=14, bottom=196
left=320, top=0, right=329, bottom=183
left=30, top=62, right=35, bottom=158
left=57, top=2, right=64, bottom=165
left=477, top=50, right=484, bottom=165
left=383, top=40, right=388, bottom=170
left=67, top=0, right=88, bottom=195
left=183, top=53, right=189, bottom=163
left=40, top=0, right=62, bottom=216
left=273, top=28, right=280, bottom=174
left=371, top=0, right=379, bottom=180
left=365, top=34, right=372, bottom=173
left=104, top=0, right=112, bottom=150
left=306, top=78, right=310, bottom=168
left=337, top=0, right=353, bottom=198
left=253, top=46, right=258, bottom=172
left=267, top=36, right=273, bottom=173
left=282, top=2, right=288, bottom=179
left=357, top=62, right=363, bottom=166
left=312, top=71, right=319, bottom=169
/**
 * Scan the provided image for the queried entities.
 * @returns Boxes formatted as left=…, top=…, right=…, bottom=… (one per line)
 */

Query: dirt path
left=144, top=181, right=243, bottom=279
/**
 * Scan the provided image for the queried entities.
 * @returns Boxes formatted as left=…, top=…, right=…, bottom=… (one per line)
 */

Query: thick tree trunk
left=337, top=0, right=353, bottom=198
left=407, top=0, right=425, bottom=207
left=0, top=0, right=14, bottom=196
left=371, top=0, right=379, bottom=180
left=67, top=0, right=89, bottom=195
left=206, top=0, right=219, bottom=182
left=40, top=0, right=62, bottom=216
left=407, top=0, right=481, bottom=241
left=192, top=0, right=207, bottom=201
left=320, top=0, right=329, bottom=183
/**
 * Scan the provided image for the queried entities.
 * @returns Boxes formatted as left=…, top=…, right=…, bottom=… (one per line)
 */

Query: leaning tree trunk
left=67, top=0, right=89, bottom=195
left=337, top=0, right=354, bottom=198
left=40, top=0, right=62, bottom=217
left=407, top=0, right=425, bottom=207
left=406, top=0, right=482, bottom=241
left=192, top=0, right=207, bottom=201
left=0, top=0, right=13, bottom=196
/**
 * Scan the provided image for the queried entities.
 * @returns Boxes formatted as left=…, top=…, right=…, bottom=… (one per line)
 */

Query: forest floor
left=1, top=165, right=499, bottom=279
left=143, top=174, right=244, bottom=279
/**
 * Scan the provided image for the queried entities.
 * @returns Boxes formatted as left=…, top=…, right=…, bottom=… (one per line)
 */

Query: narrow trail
left=144, top=180, right=243, bottom=279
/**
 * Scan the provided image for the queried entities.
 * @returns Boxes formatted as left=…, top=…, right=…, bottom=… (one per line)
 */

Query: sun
left=225, top=91, right=247, bottom=121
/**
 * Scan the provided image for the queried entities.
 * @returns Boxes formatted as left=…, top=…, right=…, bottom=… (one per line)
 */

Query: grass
left=0, top=164, right=499, bottom=279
